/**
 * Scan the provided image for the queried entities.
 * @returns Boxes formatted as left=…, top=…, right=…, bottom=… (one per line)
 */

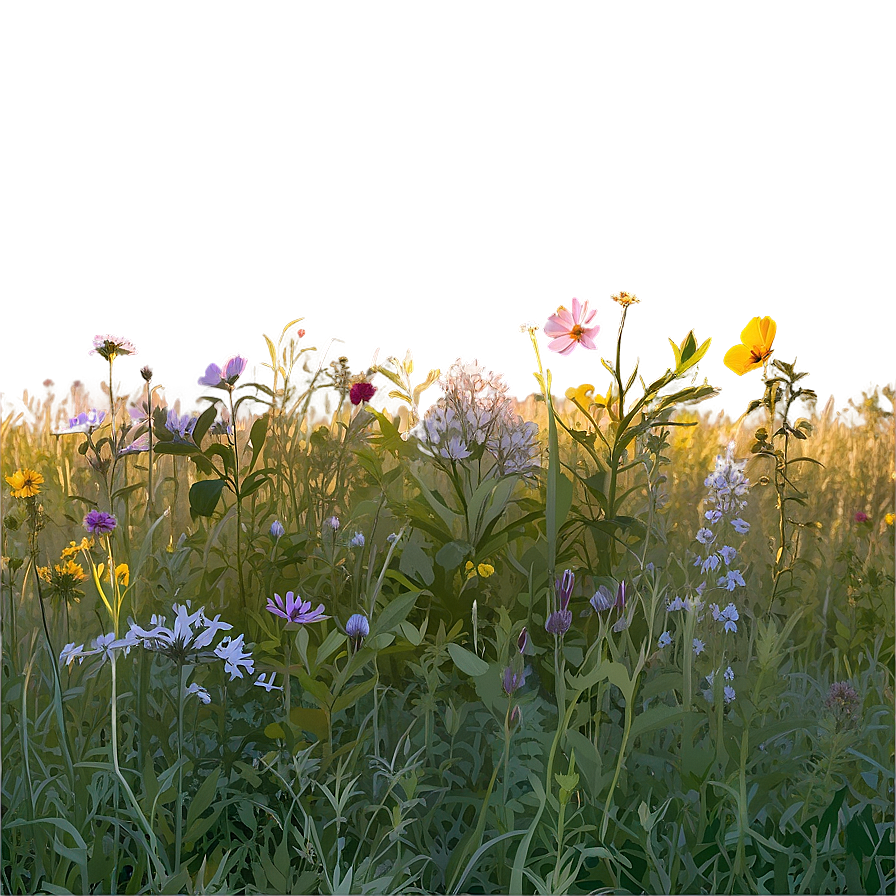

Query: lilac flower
left=165, top=410, right=197, bottom=443
left=712, top=602, right=740, bottom=633
left=723, top=685, right=736, bottom=704
left=545, top=609, right=572, bottom=636
left=84, top=511, right=117, bottom=536
left=119, top=433, right=150, bottom=455
left=731, top=518, right=750, bottom=535
left=346, top=613, right=370, bottom=640
left=350, top=532, right=365, bottom=548
left=695, top=528, right=716, bottom=545
left=705, top=510, right=723, bottom=524
left=701, top=554, right=721, bottom=574
left=666, top=595, right=686, bottom=612
left=215, top=633, right=255, bottom=680
left=718, top=545, right=738, bottom=565
left=266, top=591, right=328, bottom=625
left=198, top=356, right=248, bottom=389
left=60, top=642, right=86, bottom=667
left=658, top=631, right=672, bottom=648
left=717, top=569, right=746, bottom=592
left=324, top=516, right=340, bottom=530
left=693, top=638, right=706, bottom=656
left=55, top=409, right=106, bottom=435
left=440, top=436, right=472, bottom=460
left=386, top=532, right=400, bottom=544
left=270, top=520, right=285, bottom=539
left=254, top=672, right=283, bottom=692
left=502, top=666, right=527, bottom=695
left=590, top=586, right=615, bottom=613
left=724, top=666, right=735, bottom=681
left=186, top=682, right=212, bottom=704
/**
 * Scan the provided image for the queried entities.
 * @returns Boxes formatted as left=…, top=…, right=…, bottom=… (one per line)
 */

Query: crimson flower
left=350, top=382, right=376, bottom=405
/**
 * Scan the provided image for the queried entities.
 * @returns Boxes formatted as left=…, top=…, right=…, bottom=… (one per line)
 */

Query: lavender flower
left=695, top=528, right=716, bottom=545
left=346, top=613, right=370, bottom=641
left=55, top=409, right=106, bottom=435
left=214, top=633, right=255, bottom=680
left=254, top=672, right=283, bottom=692
left=324, top=516, right=340, bottom=530
left=718, top=545, right=738, bottom=565
left=199, top=354, right=249, bottom=388
left=502, top=666, right=527, bottom=696
left=590, top=586, right=615, bottom=613
left=84, top=511, right=117, bottom=536
left=717, top=569, right=746, bottom=592
left=164, top=410, right=198, bottom=443
left=186, top=682, right=212, bottom=704
left=545, top=609, right=572, bottom=636
left=270, top=520, right=285, bottom=539
left=658, top=631, right=672, bottom=648
left=266, top=591, right=328, bottom=625
left=350, top=532, right=365, bottom=548
left=556, top=569, right=575, bottom=611
left=731, top=518, right=750, bottom=535
left=693, top=638, right=706, bottom=656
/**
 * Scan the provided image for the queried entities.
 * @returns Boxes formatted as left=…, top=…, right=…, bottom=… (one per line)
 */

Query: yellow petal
left=723, top=344, right=761, bottom=376
left=565, top=383, right=595, bottom=406
left=739, top=317, right=763, bottom=348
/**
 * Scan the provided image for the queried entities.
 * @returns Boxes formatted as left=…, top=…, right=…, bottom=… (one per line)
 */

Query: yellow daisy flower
left=477, top=563, right=495, bottom=579
left=885, top=513, right=895, bottom=527
left=723, top=317, right=776, bottom=376
left=5, top=468, right=44, bottom=498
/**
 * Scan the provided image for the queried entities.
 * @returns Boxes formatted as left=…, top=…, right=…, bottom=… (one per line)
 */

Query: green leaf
left=189, top=479, right=226, bottom=518
left=185, top=766, right=220, bottom=838
left=435, top=539, right=472, bottom=570
left=191, top=404, right=218, bottom=447
left=630, top=704, right=690, bottom=741
left=332, top=677, right=376, bottom=714
left=447, top=642, right=489, bottom=677
left=248, top=414, right=269, bottom=471
left=371, top=591, right=420, bottom=637
left=289, top=707, right=329, bottom=741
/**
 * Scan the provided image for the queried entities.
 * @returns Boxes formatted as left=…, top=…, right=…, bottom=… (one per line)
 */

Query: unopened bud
left=140, top=366, right=153, bottom=382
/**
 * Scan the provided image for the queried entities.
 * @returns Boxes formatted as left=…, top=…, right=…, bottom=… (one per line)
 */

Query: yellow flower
left=723, top=317, right=776, bottom=375
left=61, top=537, right=94, bottom=559
left=565, top=383, right=595, bottom=407
left=57, top=559, right=87, bottom=582
left=38, top=566, right=52, bottom=583
left=611, top=291, right=640, bottom=308
left=477, top=563, right=495, bottom=579
left=5, top=468, right=44, bottom=498
left=886, top=513, right=895, bottom=527
left=105, top=563, right=129, bottom=586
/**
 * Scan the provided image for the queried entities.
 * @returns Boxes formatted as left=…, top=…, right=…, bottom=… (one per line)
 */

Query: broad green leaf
left=447, top=642, right=489, bottom=677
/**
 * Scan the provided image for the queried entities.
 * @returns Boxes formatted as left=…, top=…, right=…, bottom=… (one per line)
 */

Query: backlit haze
left=2, top=4, right=893, bottom=425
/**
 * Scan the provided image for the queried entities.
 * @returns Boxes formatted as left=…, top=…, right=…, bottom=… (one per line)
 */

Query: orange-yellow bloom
left=5, top=468, right=44, bottom=498
left=723, top=317, right=776, bottom=376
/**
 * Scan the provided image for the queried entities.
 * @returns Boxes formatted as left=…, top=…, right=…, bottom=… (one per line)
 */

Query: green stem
left=175, top=661, right=186, bottom=870
left=228, top=390, right=246, bottom=610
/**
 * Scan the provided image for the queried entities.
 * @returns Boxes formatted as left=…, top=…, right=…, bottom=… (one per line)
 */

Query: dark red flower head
left=350, top=382, right=376, bottom=405
left=854, top=511, right=869, bottom=523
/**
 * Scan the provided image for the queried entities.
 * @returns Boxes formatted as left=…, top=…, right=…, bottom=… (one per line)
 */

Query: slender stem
left=175, top=661, right=186, bottom=869
left=146, top=381, right=154, bottom=516
left=228, top=390, right=246, bottom=609
left=109, top=356, right=116, bottom=441
left=284, top=635, right=292, bottom=723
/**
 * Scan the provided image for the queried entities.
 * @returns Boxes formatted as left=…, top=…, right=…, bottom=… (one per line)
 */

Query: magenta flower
left=544, top=298, right=600, bottom=356
left=198, top=356, right=248, bottom=389
left=854, top=511, right=869, bottom=523
left=266, top=591, right=328, bottom=625
left=84, top=511, right=117, bottom=536
left=350, top=382, right=376, bottom=405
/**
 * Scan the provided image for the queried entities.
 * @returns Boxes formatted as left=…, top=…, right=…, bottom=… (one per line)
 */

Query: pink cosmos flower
left=544, top=298, right=600, bottom=356
left=265, top=591, right=328, bottom=625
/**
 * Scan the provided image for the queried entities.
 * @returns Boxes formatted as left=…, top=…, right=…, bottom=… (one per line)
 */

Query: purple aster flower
left=84, top=511, right=117, bottom=536
left=165, top=410, right=198, bottom=443
left=266, top=591, right=328, bottom=624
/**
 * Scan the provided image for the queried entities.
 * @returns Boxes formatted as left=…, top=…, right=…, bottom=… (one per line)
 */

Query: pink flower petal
left=571, top=297, right=583, bottom=321
left=579, top=332, right=599, bottom=351
left=544, top=319, right=571, bottom=337
left=548, top=335, right=575, bottom=354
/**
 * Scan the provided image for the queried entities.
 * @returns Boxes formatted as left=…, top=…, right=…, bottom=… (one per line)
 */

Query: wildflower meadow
left=1, top=298, right=893, bottom=894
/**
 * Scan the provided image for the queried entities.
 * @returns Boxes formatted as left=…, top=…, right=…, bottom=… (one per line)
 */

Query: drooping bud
left=140, top=366, right=153, bottom=382
left=517, top=627, right=528, bottom=654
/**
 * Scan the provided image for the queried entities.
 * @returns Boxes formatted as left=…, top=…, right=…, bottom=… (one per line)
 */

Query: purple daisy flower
left=84, top=511, right=117, bottom=536
left=265, top=591, right=327, bottom=625
left=198, top=356, right=248, bottom=389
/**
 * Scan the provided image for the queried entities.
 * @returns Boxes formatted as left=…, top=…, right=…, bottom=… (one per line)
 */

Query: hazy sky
left=2, top=4, right=893, bottom=422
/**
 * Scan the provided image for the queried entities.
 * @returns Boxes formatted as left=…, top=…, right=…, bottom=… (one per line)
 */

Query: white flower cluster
left=419, top=360, right=540, bottom=476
